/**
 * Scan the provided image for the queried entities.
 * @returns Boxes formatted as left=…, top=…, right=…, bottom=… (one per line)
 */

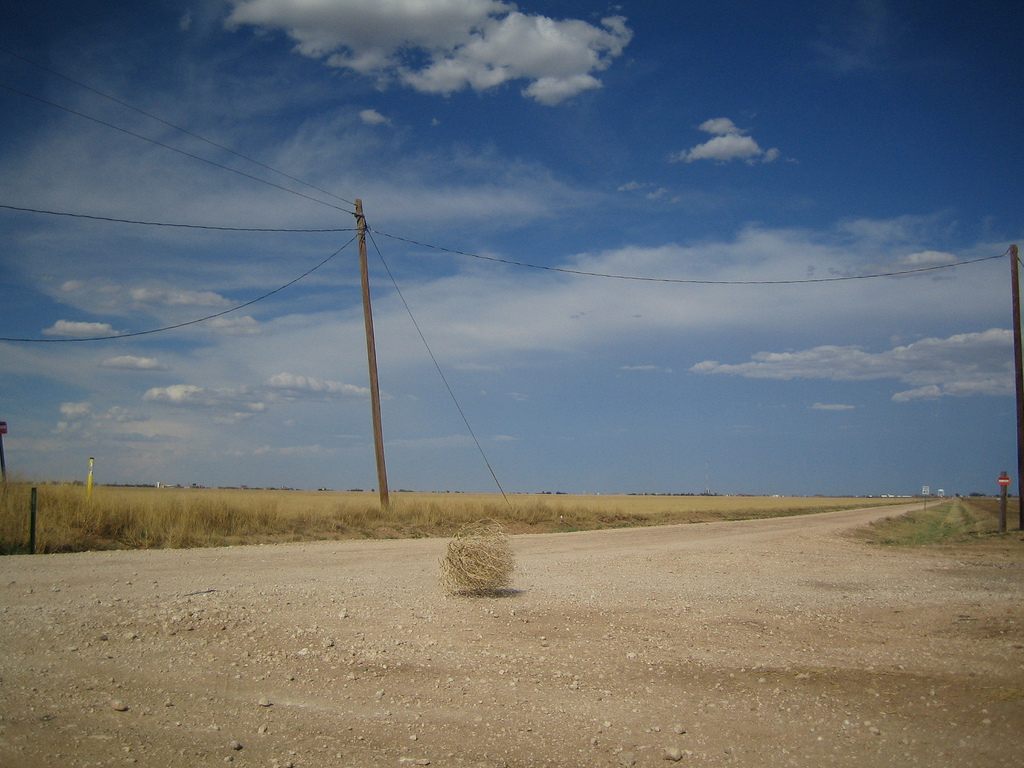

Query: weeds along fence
left=0, top=482, right=909, bottom=554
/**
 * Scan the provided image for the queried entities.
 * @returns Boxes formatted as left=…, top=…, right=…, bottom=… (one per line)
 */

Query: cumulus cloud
left=60, top=402, right=92, bottom=418
left=226, top=1, right=632, bottom=105
left=359, top=108, right=390, bottom=125
left=55, top=280, right=232, bottom=317
left=692, top=329, right=1013, bottom=402
left=266, top=372, right=369, bottom=398
left=206, top=315, right=261, bottom=335
left=101, top=355, right=167, bottom=371
left=43, top=320, right=116, bottom=338
left=891, top=385, right=942, bottom=402
left=143, top=384, right=206, bottom=404
left=522, top=74, right=601, bottom=106
left=143, top=384, right=266, bottom=420
left=128, top=287, right=230, bottom=307
left=55, top=401, right=93, bottom=434
left=671, top=117, right=780, bottom=164
left=698, top=117, right=742, bottom=136
left=811, top=402, right=856, bottom=411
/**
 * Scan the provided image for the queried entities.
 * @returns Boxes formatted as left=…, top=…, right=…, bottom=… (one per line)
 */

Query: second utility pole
left=356, top=199, right=390, bottom=510
left=1011, top=244, right=1022, bottom=529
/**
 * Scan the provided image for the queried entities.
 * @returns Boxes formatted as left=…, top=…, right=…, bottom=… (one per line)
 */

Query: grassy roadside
left=856, top=497, right=1019, bottom=546
left=0, top=483, right=908, bottom=554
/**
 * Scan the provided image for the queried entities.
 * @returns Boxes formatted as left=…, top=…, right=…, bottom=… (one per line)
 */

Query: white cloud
left=60, top=402, right=92, bottom=418
left=43, top=320, right=116, bottom=338
left=811, top=402, right=856, bottom=411
left=128, top=286, right=231, bottom=307
left=698, top=117, right=742, bottom=136
left=620, top=364, right=673, bottom=373
left=692, top=329, right=1013, bottom=402
left=267, top=371, right=369, bottom=398
left=55, top=401, right=94, bottom=434
left=343, top=216, right=1006, bottom=377
left=899, top=250, right=957, bottom=267
left=206, top=315, right=261, bottom=335
left=617, top=181, right=645, bottom=192
left=522, top=74, right=601, bottom=106
left=52, top=280, right=232, bottom=318
left=672, top=117, right=780, bottom=164
left=100, top=355, right=168, bottom=371
left=143, top=384, right=206, bottom=404
left=891, top=385, right=942, bottom=402
left=141, top=383, right=267, bottom=427
left=359, top=109, right=390, bottom=125
left=226, top=2, right=632, bottom=105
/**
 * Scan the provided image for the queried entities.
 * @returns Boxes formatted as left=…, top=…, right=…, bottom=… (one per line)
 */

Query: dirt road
left=1, top=503, right=1021, bottom=767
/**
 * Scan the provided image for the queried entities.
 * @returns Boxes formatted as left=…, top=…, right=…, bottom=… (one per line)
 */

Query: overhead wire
left=0, top=82, right=355, bottom=217
left=371, top=228, right=1008, bottom=285
left=0, top=203, right=354, bottom=232
left=0, top=235, right=357, bottom=343
left=0, top=45, right=357, bottom=209
left=366, top=228, right=512, bottom=508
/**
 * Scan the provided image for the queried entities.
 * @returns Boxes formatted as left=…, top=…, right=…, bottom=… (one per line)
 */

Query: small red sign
left=998, top=475, right=1011, bottom=486
left=0, top=421, right=6, bottom=435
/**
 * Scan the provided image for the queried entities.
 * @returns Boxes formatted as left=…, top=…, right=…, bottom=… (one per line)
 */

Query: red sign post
left=998, top=472, right=1011, bottom=533
left=0, top=421, right=6, bottom=484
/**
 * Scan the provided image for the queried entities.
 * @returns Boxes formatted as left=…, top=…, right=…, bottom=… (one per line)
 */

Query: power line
left=0, top=235, right=356, bottom=343
left=366, top=228, right=512, bottom=508
left=0, top=203, right=355, bottom=233
left=372, top=228, right=1007, bottom=285
left=0, top=82, right=355, bottom=217
left=0, top=45, right=357, bottom=208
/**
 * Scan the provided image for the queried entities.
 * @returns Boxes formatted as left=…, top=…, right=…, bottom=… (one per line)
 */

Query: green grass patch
left=858, top=498, right=1011, bottom=546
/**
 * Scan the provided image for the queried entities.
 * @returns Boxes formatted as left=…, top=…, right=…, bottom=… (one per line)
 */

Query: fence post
left=998, top=472, right=1009, bottom=533
left=29, top=486, right=37, bottom=554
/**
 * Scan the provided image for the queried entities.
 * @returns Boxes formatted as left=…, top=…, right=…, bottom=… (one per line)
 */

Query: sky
left=1, top=0, right=1022, bottom=496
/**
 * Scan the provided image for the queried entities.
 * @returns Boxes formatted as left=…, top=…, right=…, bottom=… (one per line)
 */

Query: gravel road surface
left=1, top=502, right=1022, bottom=767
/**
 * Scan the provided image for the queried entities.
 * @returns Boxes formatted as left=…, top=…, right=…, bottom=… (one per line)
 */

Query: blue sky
left=1, top=0, right=1021, bottom=496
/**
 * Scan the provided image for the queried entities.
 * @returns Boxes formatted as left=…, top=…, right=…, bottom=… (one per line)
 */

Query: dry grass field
left=0, top=482, right=909, bottom=553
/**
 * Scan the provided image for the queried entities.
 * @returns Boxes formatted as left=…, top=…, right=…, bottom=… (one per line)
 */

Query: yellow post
left=86, top=456, right=95, bottom=500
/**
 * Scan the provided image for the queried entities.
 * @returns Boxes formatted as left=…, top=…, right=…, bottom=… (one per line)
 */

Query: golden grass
left=0, top=483, right=908, bottom=554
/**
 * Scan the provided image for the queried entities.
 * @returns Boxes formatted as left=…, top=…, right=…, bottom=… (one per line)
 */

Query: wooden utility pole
left=1010, top=244, right=1023, bottom=529
left=356, top=199, right=390, bottom=510
left=0, top=420, right=7, bottom=485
